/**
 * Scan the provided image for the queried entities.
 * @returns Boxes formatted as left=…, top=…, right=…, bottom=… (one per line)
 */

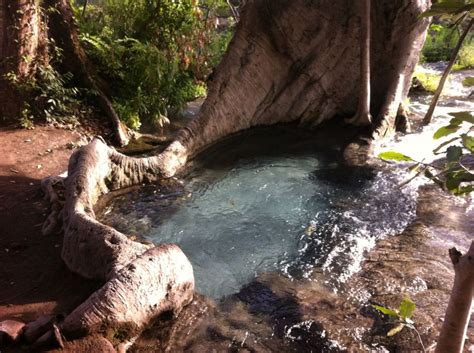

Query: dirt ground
left=0, top=124, right=101, bottom=331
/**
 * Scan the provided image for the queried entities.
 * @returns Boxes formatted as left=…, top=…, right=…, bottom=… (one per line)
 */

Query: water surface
left=100, top=129, right=417, bottom=299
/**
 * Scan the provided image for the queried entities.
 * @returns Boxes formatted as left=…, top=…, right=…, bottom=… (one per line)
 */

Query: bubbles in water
left=100, top=146, right=418, bottom=300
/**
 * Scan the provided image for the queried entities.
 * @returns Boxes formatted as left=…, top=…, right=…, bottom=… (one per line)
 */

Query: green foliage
left=6, top=49, right=85, bottom=127
left=74, top=0, right=233, bottom=130
left=19, top=103, right=34, bottom=129
left=412, top=70, right=442, bottom=92
left=372, top=298, right=419, bottom=340
left=378, top=152, right=415, bottom=162
left=462, top=76, right=474, bottom=86
left=422, top=23, right=460, bottom=62
left=454, top=42, right=474, bottom=70
left=378, top=111, right=474, bottom=195
left=421, top=0, right=474, bottom=23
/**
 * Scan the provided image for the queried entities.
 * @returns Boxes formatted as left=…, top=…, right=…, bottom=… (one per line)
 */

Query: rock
left=0, top=319, right=25, bottom=344
left=48, top=335, right=116, bottom=353
left=23, top=314, right=55, bottom=343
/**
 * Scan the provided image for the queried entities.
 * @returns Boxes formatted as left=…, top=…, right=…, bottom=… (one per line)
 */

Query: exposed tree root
left=42, top=138, right=194, bottom=345
left=40, top=0, right=432, bottom=348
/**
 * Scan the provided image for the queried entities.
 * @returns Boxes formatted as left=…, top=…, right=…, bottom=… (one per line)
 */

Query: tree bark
left=435, top=242, right=474, bottom=353
left=0, top=0, right=48, bottom=118
left=42, top=138, right=194, bottom=341
left=0, top=0, right=129, bottom=146
left=157, top=0, right=431, bottom=177
left=345, top=0, right=372, bottom=126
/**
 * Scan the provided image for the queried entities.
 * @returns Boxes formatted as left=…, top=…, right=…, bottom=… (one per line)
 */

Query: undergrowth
left=421, top=22, right=474, bottom=70
left=73, top=0, right=234, bottom=130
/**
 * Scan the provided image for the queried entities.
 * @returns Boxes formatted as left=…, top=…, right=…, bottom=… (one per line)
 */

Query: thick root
left=41, top=138, right=194, bottom=341
left=61, top=245, right=194, bottom=337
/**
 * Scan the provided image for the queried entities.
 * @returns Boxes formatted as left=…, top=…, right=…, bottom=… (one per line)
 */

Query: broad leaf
left=446, top=145, right=463, bottom=162
left=378, top=152, right=414, bottom=162
left=448, top=111, right=474, bottom=125
left=372, top=304, right=399, bottom=318
left=387, top=323, right=405, bottom=337
left=461, top=134, right=474, bottom=152
left=399, top=298, right=416, bottom=320
left=433, top=136, right=460, bottom=154
left=433, top=125, right=461, bottom=139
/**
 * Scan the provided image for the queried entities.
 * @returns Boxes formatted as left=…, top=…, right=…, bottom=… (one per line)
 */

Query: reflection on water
left=99, top=129, right=418, bottom=299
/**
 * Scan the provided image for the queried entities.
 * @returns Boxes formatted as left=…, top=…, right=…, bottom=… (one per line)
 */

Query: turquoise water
left=100, top=129, right=417, bottom=299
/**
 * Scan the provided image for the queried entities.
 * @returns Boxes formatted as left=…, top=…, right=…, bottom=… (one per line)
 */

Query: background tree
left=423, top=0, right=474, bottom=125
left=0, top=0, right=129, bottom=145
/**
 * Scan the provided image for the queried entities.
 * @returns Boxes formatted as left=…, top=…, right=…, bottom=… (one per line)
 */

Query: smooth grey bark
left=42, top=139, right=194, bottom=342
left=345, top=0, right=372, bottom=126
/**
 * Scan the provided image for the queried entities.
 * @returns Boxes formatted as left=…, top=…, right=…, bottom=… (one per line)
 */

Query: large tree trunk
left=39, top=0, right=432, bottom=348
left=0, top=0, right=49, bottom=118
left=0, top=0, right=129, bottom=145
left=158, top=0, right=431, bottom=177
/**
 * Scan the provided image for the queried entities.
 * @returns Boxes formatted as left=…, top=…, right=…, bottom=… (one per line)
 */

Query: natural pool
left=99, top=128, right=418, bottom=300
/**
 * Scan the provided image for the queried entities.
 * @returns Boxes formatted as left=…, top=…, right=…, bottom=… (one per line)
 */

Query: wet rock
left=23, top=314, right=56, bottom=343
left=343, top=138, right=373, bottom=167
left=0, top=319, right=25, bottom=344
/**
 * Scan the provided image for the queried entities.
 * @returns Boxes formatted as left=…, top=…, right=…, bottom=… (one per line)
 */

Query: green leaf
left=457, top=185, right=474, bottom=195
left=445, top=170, right=474, bottom=193
left=372, top=304, right=399, bottom=318
left=433, top=136, right=461, bottom=154
left=462, top=77, right=474, bottom=88
left=446, top=145, right=463, bottom=162
left=387, top=323, right=405, bottom=337
left=378, top=152, right=415, bottom=162
left=448, top=111, right=474, bottom=125
left=461, top=134, right=474, bottom=152
left=433, top=125, right=461, bottom=139
left=399, top=298, right=416, bottom=320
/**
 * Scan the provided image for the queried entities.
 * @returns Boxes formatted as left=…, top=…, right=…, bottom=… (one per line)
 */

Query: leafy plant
left=5, top=31, right=86, bottom=127
left=421, top=0, right=474, bottom=124
left=412, top=70, right=442, bottom=93
left=379, top=111, right=474, bottom=195
left=372, top=298, right=425, bottom=351
left=422, top=23, right=461, bottom=62
left=462, top=76, right=474, bottom=86
left=73, top=0, right=233, bottom=130
left=454, top=41, right=474, bottom=70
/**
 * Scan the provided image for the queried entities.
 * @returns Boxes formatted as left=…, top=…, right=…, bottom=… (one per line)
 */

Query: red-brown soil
left=0, top=124, right=101, bottom=344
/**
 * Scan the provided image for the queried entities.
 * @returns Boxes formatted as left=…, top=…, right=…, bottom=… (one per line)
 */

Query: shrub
left=74, top=0, right=233, bottom=130
left=412, top=70, right=442, bottom=93
left=454, top=42, right=474, bottom=70
left=422, top=23, right=460, bottom=62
